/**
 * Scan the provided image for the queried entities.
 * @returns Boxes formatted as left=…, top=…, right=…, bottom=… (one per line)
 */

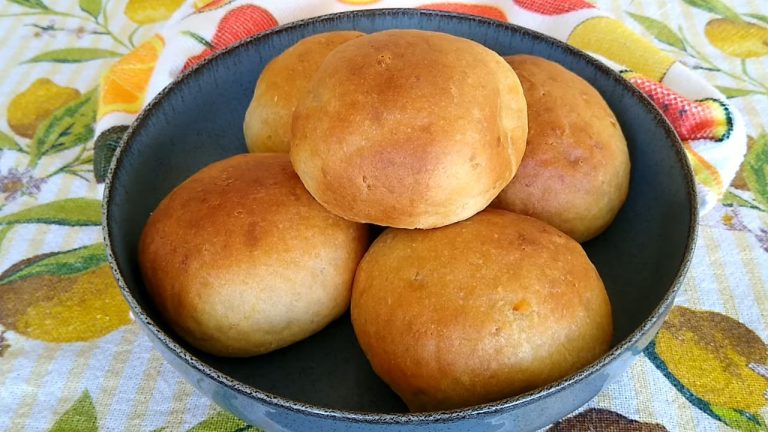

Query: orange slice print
left=684, top=142, right=723, bottom=192
left=98, top=35, right=164, bottom=119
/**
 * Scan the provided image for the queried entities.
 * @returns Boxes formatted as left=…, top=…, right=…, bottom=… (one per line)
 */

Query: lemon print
left=195, top=0, right=215, bottom=10
left=7, top=78, right=81, bottom=139
left=98, top=35, right=164, bottom=119
left=0, top=250, right=131, bottom=343
left=14, top=266, right=130, bottom=342
left=124, top=0, right=185, bottom=24
left=194, top=0, right=231, bottom=12
left=705, top=18, right=768, bottom=59
left=647, top=306, right=768, bottom=429
left=568, top=17, right=676, bottom=81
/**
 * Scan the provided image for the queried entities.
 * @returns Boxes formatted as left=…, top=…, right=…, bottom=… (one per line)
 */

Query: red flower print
left=417, top=3, right=507, bottom=21
left=182, top=5, right=278, bottom=73
left=513, top=0, right=593, bottom=15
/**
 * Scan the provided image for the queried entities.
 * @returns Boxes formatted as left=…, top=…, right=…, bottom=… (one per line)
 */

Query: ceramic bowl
left=103, top=9, right=697, bottom=431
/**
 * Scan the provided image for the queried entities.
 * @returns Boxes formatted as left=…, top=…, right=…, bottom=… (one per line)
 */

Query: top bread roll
left=492, top=55, right=630, bottom=242
left=290, top=30, right=528, bottom=229
left=244, top=31, right=365, bottom=153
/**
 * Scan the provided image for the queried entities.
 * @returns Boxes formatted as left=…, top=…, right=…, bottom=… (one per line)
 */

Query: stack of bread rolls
left=140, top=29, right=629, bottom=412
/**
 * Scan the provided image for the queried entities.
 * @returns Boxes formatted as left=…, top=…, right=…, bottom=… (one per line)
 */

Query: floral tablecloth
left=0, top=0, right=766, bottom=430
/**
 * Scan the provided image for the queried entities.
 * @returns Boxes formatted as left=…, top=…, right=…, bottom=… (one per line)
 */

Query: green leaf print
left=49, top=390, right=98, bottom=432
left=187, top=411, right=260, bottom=432
left=0, top=131, right=23, bottom=153
left=0, top=225, right=13, bottom=249
left=745, top=14, right=768, bottom=25
left=8, top=0, right=48, bottom=10
left=93, top=125, right=129, bottom=183
left=79, top=0, right=102, bottom=19
left=681, top=0, right=742, bottom=21
left=0, top=243, right=106, bottom=285
left=28, top=89, right=96, bottom=168
left=182, top=30, right=215, bottom=49
left=22, top=48, right=122, bottom=64
left=715, top=86, right=763, bottom=99
left=627, top=12, right=686, bottom=51
left=721, top=190, right=762, bottom=211
left=0, top=198, right=101, bottom=226
left=742, top=133, right=768, bottom=209
left=710, top=406, right=768, bottom=432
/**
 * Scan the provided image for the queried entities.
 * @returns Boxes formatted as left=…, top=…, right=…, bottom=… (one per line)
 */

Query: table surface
left=0, top=0, right=766, bottom=431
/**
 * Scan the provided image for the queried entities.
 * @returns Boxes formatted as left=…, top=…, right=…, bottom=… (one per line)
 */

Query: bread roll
left=244, top=31, right=365, bottom=153
left=291, top=30, right=528, bottom=229
left=492, top=55, right=630, bottom=242
left=351, top=209, right=612, bottom=411
left=139, top=153, right=368, bottom=357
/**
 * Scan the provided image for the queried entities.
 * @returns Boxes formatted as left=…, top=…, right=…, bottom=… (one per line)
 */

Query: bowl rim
left=102, top=8, right=699, bottom=425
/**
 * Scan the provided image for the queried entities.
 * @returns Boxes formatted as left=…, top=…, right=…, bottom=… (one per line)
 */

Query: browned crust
left=351, top=209, right=612, bottom=411
left=139, top=153, right=368, bottom=357
left=244, top=31, right=365, bottom=153
left=492, top=55, right=630, bottom=242
left=291, top=30, right=527, bottom=228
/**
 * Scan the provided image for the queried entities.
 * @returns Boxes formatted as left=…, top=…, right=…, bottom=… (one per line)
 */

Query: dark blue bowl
left=103, top=9, right=697, bottom=431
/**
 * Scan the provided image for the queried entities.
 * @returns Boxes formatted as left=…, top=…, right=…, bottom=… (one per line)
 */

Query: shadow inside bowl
left=194, top=313, right=408, bottom=412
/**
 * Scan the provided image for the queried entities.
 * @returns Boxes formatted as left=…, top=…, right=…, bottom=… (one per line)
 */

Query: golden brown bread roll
left=244, top=31, right=365, bottom=153
left=492, top=54, right=630, bottom=242
left=139, top=153, right=368, bottom=357
left=291, top=30, right=528, bottom=229
left=351, top=209, right=612, bottom=412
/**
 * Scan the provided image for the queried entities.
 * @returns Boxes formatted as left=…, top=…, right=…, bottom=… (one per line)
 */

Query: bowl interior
left=105, top=9, right=695, bottom=415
